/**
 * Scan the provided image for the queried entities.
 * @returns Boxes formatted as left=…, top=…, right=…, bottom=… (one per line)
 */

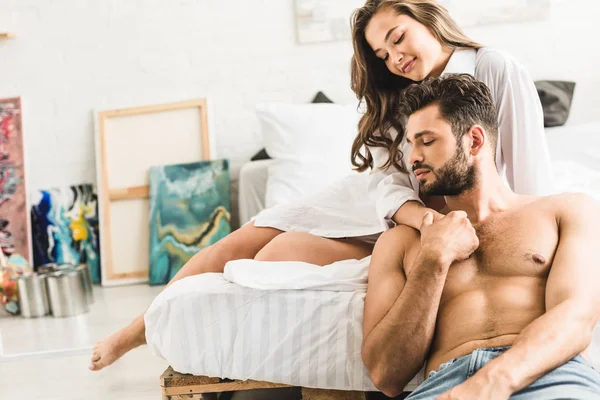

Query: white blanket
left=223, top=257, right=370, bottom=292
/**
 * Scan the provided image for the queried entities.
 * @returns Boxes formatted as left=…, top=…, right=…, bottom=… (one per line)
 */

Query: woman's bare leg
left=89, top=223, right=283, bottom=371
left=254, top=232, right=374, bottom=265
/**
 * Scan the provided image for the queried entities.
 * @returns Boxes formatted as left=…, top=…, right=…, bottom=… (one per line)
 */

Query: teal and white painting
left=148, top=160, right=231, bottom=285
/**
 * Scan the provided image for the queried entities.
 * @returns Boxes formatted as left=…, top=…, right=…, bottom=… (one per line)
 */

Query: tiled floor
left=0, top=283, right=164, bottom=356
left=0, top=284, right=168, bottom=399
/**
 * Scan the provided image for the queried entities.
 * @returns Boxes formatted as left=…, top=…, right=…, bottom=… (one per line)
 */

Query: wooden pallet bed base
left=161, top=367, right=367, bottom=400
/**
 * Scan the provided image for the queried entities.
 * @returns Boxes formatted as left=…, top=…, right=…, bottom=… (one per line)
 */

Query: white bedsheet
left=145, top=271, right=424, bottom=392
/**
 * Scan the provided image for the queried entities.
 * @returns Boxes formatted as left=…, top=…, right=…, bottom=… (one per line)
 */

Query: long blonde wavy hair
left=350, top=0, right=482, bottom=173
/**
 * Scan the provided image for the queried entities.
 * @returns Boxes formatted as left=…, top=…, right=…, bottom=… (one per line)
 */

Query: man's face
left=406, top=104, right=476, bottom=196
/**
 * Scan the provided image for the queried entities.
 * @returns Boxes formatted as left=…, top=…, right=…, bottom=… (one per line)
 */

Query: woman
left=351, top=0, right=553, bottom=231
left=89, top=0, right=552, bottom=371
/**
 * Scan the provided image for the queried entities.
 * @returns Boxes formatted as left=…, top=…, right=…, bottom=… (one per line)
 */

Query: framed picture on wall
left=294, top=0, right=364, bottom=44
left=438, top=0, right=551, bottom=27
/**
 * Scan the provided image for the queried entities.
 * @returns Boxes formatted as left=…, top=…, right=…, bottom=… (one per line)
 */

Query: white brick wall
left=0, top=0, right=357, bottom=192
left=0, top=0, right=598, bottom=228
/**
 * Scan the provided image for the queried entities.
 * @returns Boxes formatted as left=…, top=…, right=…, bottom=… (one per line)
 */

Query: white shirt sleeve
left=478, top=50, right=554, bottom=195
left=367, top=143, right=422, bottom=230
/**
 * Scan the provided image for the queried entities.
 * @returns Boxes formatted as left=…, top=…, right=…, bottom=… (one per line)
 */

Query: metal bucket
left=56, top=263, right=76, bottom=273
left=37, top=263, right=60, bottom=274
left=46, top=270, right=89, bottom=317
left=17, top=273, right=50, bottom=318
left=75, top=263, right=94, bottom=305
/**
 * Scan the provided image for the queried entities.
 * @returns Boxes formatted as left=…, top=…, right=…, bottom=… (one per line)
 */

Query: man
left=362, top=74, right=600, bottom=399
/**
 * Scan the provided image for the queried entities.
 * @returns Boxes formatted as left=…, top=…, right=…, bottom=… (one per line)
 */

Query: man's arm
left=468, top=193, right=600, bottom=394
left=362, top=211, right=478, bottom=397
left=362, top=225, right=448, bottom=397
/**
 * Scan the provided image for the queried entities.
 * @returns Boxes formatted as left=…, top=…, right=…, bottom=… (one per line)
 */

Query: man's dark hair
left=400, top=74, right=499, bottom=151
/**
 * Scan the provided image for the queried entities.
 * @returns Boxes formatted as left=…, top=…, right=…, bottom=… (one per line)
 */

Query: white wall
left=463, top=0, right=600, bottom=124
left=0, top=0, right=598, bottom=200
left=0, top=0, right=357, bottom=194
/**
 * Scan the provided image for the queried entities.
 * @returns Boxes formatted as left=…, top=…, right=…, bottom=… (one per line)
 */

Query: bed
left=235, top=120, right=600, bottom=371
left=146, top=259, right=425, bottom=399
left=148, top=122, right=600, bottom=398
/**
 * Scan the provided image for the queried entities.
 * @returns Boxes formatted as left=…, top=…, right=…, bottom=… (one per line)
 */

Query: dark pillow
left=534, top=80, right=576, bottom=128
left=250, top=148, right=270, bottom=162
left=311, top=91, right=334, bottom=104
left=250, top=92, right=334, bottom=161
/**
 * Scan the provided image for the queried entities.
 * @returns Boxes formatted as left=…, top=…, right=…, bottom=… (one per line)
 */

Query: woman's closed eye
left=382, top=34, right=405, bottom=62
left=423, top=140, right=435, bottom=146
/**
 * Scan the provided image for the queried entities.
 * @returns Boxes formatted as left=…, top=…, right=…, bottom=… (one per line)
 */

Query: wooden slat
left=100, top=99, right=207, bottom=119
left=162, top=380, right=292, bottom=396
left=108, top=185, right=149, bottom=201
left=160, top=367, right=368, bottom=399
left=301, top=388, right=367, bottom=400
left=162, top=367, right=220, bottom=387
left=108, top=271, right=148, bottom=280
left=161, top=367, right=291, bottom=395
left=97, top=109, right=116, bottom=282
left=198, top=99, right=210, bottom=160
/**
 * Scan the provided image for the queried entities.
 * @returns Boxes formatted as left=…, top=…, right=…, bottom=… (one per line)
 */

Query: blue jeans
left=406, top=347, right=600, bottom=399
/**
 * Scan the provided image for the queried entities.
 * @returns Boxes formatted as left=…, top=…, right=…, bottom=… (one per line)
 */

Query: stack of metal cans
left=17, top=263, right=94, bottom=318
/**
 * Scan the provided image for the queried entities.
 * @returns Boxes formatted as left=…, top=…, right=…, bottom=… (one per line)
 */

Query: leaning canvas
left=0, top=97, right=31, bottom=263
left=148, top=160, right=231, bottom=285
left=30, top=184, right=101, bottom=283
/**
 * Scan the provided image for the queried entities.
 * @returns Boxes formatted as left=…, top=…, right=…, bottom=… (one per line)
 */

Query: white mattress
left=145, top=271, right=424, bottom=392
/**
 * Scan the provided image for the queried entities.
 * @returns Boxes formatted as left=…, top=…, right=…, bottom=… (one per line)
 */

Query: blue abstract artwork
left=30, top=184, right=101, bottom=283
left=149, top=160, right=231, bottom=285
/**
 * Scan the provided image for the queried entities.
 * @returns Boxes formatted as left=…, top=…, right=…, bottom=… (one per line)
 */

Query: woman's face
left=365, top=8, right=448, bottom=81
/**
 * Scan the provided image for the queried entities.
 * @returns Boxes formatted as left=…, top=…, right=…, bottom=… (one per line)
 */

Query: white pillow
left=256, top=102, right=362, bottom=208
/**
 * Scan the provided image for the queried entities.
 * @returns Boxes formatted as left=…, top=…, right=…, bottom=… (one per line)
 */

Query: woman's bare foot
left=89, top=316, right=146, bottom=371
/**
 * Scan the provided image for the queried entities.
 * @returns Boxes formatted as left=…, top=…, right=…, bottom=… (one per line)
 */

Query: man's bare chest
left=466, top=213, right=558, bottom=278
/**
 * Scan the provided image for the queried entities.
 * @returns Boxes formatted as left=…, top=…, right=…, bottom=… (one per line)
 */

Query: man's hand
left=420, top=211, right=479, bottom=266
left=427, top=208, right=445, bottom=222
left=435, top=374, right=511, bottom=400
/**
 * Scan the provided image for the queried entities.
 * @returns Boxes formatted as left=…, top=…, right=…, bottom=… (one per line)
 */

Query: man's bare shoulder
left=384, top=224, right=421, bottom=241
left=527, top=192, right=600, bottom=220
left=372, top=225, right=421, bottom=273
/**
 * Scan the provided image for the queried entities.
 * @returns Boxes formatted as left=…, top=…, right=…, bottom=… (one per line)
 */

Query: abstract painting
left=30, top=184, right=101, bottom=283
left=294, top=0, right=364, bottom=43
left=0, top=97, right=30, bottom=263
left=149, top=160, right=231, bottom=285
left=438, top=0, right=550, bottom=27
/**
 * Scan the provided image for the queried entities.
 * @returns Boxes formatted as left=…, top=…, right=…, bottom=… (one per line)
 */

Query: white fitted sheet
left=145, top=273, right=424, bottom=392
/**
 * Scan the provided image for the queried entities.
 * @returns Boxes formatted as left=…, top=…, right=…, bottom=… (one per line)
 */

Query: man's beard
left=414, top=145, right=477, bottom=196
